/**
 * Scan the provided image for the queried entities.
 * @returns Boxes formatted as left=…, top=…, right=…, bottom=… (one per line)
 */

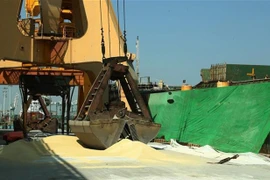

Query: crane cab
left=22, top=0, right=86, bottom=39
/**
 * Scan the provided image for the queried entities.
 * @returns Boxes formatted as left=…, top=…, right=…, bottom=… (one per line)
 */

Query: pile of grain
left=41, top=135, right=104, bottom=157
left=0, top=135, right=168, bottom=162
left=42, top=136, right=168, bottom=161
left=0, top=135, right=201, bottom=165
left=0, top=140, right=43, bottom=162
left=105, top=139, right=168, bottom=160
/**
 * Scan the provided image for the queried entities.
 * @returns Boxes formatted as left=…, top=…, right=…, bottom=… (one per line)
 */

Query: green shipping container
left=200, top=69, right=211, bottom=82
left=210, top=63, right=270, bottom=81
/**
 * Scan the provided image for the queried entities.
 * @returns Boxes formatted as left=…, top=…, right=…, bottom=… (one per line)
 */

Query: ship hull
left=148, top=82, right=270, bottom=153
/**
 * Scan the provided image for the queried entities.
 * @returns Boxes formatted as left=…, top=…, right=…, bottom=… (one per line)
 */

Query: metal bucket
left=69, top=119, right=161, bottom=149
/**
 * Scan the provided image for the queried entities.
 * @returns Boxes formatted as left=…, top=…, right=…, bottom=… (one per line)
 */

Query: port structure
left=0, top=66, right=84, bottom=135
left=0, top=0, right=135, bottom=110
left=0, top=0, right=134, bottom=134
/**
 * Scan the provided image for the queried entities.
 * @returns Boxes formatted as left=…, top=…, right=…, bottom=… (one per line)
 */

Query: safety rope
left=100, top=0, right=105, bottom=59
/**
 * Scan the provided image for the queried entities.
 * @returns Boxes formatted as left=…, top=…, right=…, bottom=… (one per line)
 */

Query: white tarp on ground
left=148, top=139, right=270, bottom=165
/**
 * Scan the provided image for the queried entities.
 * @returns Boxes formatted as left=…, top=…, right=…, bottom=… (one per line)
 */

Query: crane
left=10, top=93, right=19, bottom=118
left=0, top=0, right=160, bottom=149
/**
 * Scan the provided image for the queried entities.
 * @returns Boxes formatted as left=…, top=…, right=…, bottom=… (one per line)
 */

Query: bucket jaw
left=69, top=119, right=126, bottom=149
left=126, top=120, right=161, bottom=144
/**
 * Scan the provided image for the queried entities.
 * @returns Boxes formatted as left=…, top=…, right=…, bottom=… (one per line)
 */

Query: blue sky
left=113, top=0, right=270, bottom=85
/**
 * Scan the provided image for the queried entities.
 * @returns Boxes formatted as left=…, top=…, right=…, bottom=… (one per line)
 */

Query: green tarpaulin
left=148, top=82, right=270, bottom=153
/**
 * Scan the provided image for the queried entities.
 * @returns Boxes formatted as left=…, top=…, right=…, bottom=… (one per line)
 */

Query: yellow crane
left=0, top=0, right=160, bottom=148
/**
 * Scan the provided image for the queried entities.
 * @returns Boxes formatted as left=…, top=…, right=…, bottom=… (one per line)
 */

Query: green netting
left=148, top=82, right=270, bottom=153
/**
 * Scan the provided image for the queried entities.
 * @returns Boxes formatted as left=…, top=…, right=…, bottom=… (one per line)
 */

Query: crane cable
left=107, top=0, right=112, bottom=57
left=117, top=0, right=120, bottom=56
left=100, top=0, right=106, bottom=59
left=116, top=0, right=121, bottom=99
left=123, top=0, right=127, bottom=57
left=101, top=0, right=127, bottom=58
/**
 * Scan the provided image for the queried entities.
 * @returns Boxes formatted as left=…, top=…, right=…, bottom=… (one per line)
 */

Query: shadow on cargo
left=0, top=138, right=87, bottom=180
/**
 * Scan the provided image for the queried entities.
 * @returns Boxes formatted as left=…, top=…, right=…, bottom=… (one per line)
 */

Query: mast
left=136, top=36, right=140, bottom=82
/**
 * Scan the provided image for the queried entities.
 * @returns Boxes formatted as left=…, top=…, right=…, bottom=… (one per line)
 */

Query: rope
left=100, top=0, right=105, bottom=59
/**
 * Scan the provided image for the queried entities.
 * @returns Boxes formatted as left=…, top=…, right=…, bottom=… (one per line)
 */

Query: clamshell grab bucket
left=69, top=57, right=161, bottom=149
left=70, top=119, right=161, bottom=150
